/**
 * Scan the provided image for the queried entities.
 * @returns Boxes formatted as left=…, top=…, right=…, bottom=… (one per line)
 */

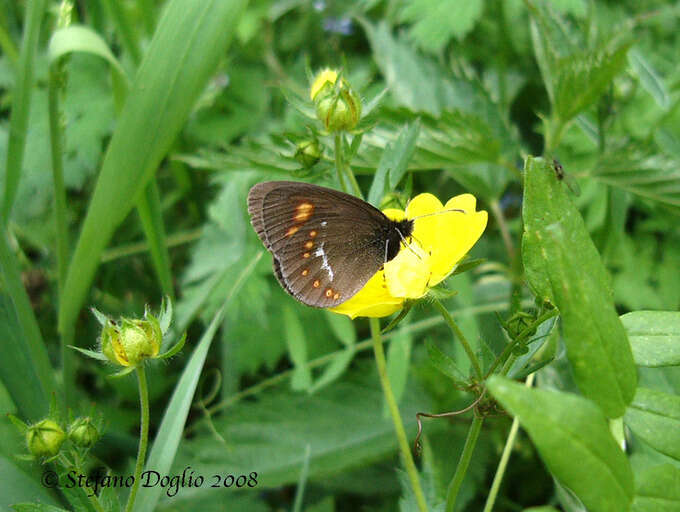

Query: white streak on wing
left=315, top=242, right=334, bottom=281
left=321, top=221, right=327, bottom=226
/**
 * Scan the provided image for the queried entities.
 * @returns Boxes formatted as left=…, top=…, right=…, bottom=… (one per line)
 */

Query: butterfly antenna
left=410, top=208, right=466, bottom=221
left=395, top=228, right=423, bottom=260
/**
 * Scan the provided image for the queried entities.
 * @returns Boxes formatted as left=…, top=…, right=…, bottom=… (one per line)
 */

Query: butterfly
left=247, top=181, right=414, bottom=308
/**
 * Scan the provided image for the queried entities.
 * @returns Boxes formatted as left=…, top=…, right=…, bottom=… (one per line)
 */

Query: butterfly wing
left=248, top=181, right=390, bottom=307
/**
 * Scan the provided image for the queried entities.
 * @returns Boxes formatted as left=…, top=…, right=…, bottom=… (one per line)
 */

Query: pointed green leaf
left=628, top=47, right=669, bottom=110
left=284, top=306, right=312, bottom=391
left=522, top=156, right=637, bottom=417
left=425, top=340, right=466, bottom=386
left=58, top=0, right=247, bottom=338
left=368, top=120, right=420, bottom=206
left=621, top=311, right=680, bottom=367
left=488, top=376, right=634, bottom=512
left=624, top=387, right=680, bottom=461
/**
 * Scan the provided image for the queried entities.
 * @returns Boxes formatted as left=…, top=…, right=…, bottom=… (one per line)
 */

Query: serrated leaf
left=589, top=149, right=680, bottom=207
left=628, top=48, right=669, bottom=110
left=400, top=0, right=484, bottom=53
left=522, top=156, right=637, bottom=417
left=488, top=376, right=634, bottom=512
left=632, top=464, right=680, bottom=512
left=425, top=340, right=466, bottom=386
left=621, top=311, right=680, bottom=367
left=554, top=42, right=630, bottom=122
left=624, top=387, right=680, bottom=461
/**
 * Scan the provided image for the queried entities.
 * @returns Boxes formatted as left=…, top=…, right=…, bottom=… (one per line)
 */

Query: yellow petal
left=384, top=243, right=430, bottom=298
left=328, top=271, right=404, bottom=319
left=428, top=194, right=488, bottom=285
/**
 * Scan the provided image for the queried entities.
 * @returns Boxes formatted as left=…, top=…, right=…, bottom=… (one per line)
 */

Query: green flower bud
left=310, top=68, right=362, bottom=132
left=26, top=419, right=65, bottom=458
left=294, top=139, right=322, bottom=168
left=99, top=316, right=161, bottom=367
left=69, top=417, right=99, bottom=448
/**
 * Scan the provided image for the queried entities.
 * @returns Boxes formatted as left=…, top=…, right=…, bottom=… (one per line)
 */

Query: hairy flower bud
left=310, top=68, right=362, bottom=132
left=294, top=139, right=322, bottom=168
left=26, top=419, right=66, bottom=458
left=69, top=417, right=99, bottom=448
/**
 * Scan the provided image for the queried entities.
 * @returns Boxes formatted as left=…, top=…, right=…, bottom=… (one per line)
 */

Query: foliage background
left=0, top=0, right=679, bottom=511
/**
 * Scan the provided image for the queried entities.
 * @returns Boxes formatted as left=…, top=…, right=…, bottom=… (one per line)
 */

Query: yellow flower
left=329, top=193, right=488, bottom=319
left=310, top=68, right=339, bottom=100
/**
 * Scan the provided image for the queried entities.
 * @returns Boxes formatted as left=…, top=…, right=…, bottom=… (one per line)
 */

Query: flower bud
left=100, top=316, right=161, bottom=367
left=26, top=419, right=65, bottom=458
left=310, top=69, right=362, bottom=132
left=69, top=417, right=99, bottom=448
left=294, top=139, right=322, bottom=168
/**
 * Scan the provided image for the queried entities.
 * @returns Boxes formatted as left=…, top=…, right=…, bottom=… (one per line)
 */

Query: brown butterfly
left=248, top=181, right=414, bottom=307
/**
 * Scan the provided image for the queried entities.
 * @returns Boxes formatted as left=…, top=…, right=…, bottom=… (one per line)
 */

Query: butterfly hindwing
left=248, top=181, right=391, bottom=307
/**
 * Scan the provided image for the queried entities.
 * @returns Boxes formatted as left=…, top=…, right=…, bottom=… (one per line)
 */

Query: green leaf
left=522, top=156, right=637, bottom=417
left=0, top=232, right=54, bottom=420
left=624, top=387, right=680, bottom=461
left=173, top=365, right=431, bottom=490
left=0, top=455, right=60, bottom=510
left=58, top=0, right=247, bottom=338
left=361, top=20, right=445, bottom=115
left=385, top=330, right=413, bottom=411
left=368, top=120, right=420, bottom=206
left=11, top=505, right=70, bottom=512
left=324, top=311, right=356, bottom=348
left=589, top=149, right=680, bottom=207
left=628, top=47, right=669, bottom=110
left=632, top=464, right=680, bottom=512
left=554, top=42, right=631, bottom=122
left=487, top=376, right=634, bottom=512
left=425, top=340, right=466, bottom=386
left=400, top=0, right=484, bottom=53
left=621, top=311, right=680, bottom=367
left=284, top=305, right=312, bottom=391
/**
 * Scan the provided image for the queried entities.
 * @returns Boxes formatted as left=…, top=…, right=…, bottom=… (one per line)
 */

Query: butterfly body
left=248, top=181, right=413, bottom=308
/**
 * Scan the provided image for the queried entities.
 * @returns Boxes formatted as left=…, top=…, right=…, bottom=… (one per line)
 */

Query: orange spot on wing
left=325, top=288, right=333, bottom=298
left=303, top=252, right=310, bottom=258
left=302, top=269, right=309, bottom=276
left=285, top=226, right=299, bottom=237
left=304, top=241, right=313, bottom=249
left=294, top=202, right=314, bottom=222
left=313, top=280, right=320, bottom=288
left=309, top=230, right=317, bottom=238
left=333, top=293, right=340, bottom=300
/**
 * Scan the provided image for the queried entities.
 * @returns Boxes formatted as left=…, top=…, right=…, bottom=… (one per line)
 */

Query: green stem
left=544, top=116, right=566, bottom=155
left=334, top=134, right=350, bottom=193
left=48, top=65, right=74, bottom=405
left=0, top=22, right=19, bottom=66
left=125, top=365, right=150, bottom=512
left=369, top=318, right=428, bottom=512
left=104, top=0, right=142, bottom=65
left=482, top=373, right=535, bottom=512
left=2, top=0, right=47, bottom=224
left=484, top=309, right=558, bottom=378
left=445, top=415, right=483, bottom=512
left=334, top=133, right=363, bottom=198
left=431, top=298, right=483, bottom=381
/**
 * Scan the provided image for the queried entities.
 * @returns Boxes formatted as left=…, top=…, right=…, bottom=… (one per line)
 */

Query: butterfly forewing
left=248, top=181, right=390, bottom=307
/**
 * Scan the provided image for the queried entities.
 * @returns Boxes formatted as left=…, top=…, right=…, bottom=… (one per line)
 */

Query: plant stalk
left=369, top=318, right=428, bottom=512
left=125, top=365, right=150, bottom=512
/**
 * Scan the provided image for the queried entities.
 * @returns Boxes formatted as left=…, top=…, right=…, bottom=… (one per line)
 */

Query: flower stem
left=124, top=365, right=150, bottom=512
left=431, top=298, right=483, bottom=381
left=334, top=133, right=350, bottom=193
left=445, top=415, right=483, bottom=512
left=482, top=372, right=536, bottom=512
left=334, top=133, right=363, bottom=198
left=369, top=318, right=428, bottom=512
